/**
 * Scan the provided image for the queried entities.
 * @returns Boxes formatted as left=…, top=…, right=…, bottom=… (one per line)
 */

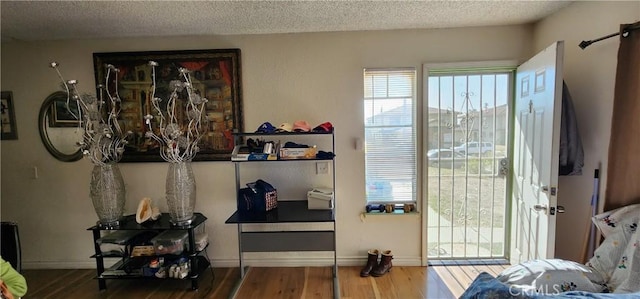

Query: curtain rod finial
left=579, top=40, right=592, bottom=50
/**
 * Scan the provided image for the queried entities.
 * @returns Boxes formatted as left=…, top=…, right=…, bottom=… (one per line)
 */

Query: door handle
left=533, top=204, right=547, bottom=212
left=557, top=206, right=565, bottom=213
left=541, top=185, right=549, bottom=192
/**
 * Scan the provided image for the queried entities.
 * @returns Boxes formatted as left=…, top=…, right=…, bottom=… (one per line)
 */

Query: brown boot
left=360, top=249, right=380, bottom=277
left=371, top=250, right=392, bottom=277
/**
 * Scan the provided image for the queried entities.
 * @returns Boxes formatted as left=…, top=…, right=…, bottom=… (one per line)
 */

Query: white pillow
left=592, top=204, right=640, bottom=238
left=586, top=223, right=633, bottom=282
left=497, top=259, right=606, bottom=294
left=609, top=222, right=640, bottom=293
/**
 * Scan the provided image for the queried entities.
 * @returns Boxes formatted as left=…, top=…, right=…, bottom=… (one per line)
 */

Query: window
left=363, top=68, right=416, bottom=203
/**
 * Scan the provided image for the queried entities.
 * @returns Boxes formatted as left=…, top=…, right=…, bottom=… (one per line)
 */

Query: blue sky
left=364, top=72, right=511, bottom=123
left=428, top=74, right=510, bottom=112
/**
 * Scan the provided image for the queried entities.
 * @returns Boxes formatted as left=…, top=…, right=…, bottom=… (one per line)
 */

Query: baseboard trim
left=23, top=256, right=423, bottom=269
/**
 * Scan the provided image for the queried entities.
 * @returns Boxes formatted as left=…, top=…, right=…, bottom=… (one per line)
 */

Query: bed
left=461, top=204, right=640, bottom=298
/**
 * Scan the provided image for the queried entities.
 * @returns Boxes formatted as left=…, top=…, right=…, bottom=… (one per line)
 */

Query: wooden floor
left=21, top=264, right=508, bottom=299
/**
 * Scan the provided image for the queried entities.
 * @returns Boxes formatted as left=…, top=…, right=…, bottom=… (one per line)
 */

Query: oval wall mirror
left=38, top=91, right=84, bottom=162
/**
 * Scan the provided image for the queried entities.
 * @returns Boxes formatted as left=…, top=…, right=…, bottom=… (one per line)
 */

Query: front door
left=510, top=41, right=564, bottom=264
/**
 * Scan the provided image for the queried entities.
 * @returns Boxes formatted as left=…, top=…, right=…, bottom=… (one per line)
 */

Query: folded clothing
left=316, top=151, right=335, bottom=159
left=283, top=141, right=309, bottom=148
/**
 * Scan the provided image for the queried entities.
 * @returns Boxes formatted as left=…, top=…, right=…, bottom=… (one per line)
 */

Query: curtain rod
left=579, top=23, right=640, bottom=50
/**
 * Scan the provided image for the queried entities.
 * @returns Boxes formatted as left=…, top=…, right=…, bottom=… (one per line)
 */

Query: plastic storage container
left=97, top=230, right=143, bottom=255
left=151, top=230, right=188, bottom=255
left=307, top=188, right=334, bottom=210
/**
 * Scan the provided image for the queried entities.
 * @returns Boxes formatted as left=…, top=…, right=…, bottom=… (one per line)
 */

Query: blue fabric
left=554, top=292, right=640, bottom=298
left=460, top=272, right=530, bottom=298
left=460, top=272, right=640, bottom=299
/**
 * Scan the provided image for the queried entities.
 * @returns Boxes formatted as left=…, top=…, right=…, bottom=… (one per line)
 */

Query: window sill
left=359, top=210, right=420, bottom=221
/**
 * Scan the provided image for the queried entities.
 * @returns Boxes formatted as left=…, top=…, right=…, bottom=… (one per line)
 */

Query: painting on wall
left=93, top=49, right=243, bottom=162
left=1, top=91, right=18, bottom=140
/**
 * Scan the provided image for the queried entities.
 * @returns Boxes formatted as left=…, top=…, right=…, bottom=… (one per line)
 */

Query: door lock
left=499, top=158, right=509, bottom=176
left=540, top=185, right=557, bottom=196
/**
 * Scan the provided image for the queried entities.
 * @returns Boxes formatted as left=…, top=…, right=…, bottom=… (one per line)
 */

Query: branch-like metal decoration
left=143, top=61, right=208, bottom=163
left=49, top=62, right=132, bottom=165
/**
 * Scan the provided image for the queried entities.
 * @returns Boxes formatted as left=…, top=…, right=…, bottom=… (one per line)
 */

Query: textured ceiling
left=0, top=1, right=572, bottom=42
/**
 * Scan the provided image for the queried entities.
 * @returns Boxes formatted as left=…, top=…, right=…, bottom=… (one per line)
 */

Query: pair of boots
left=360, top=249, right=393, bottom=277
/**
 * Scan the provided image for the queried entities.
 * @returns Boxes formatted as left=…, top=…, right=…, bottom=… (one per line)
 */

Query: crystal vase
left=166, top=161, right=196, bottom=225
left=89, top=163, right=125, bottom=227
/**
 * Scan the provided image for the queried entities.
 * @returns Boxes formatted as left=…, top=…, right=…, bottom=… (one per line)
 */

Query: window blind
left=363, top=68, right=416, bottom=203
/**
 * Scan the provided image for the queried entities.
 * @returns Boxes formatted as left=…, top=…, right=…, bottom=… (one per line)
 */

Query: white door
left=510, top=41, right=564, bottom=264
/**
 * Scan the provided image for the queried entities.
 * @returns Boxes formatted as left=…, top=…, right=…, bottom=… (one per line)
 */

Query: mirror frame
left=38, top=91, right=83, bottom=162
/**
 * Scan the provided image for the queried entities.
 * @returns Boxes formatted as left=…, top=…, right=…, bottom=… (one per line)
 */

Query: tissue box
left=279, top=147, right=317, bottom=160
left=307, top=188, right=334, bottom=210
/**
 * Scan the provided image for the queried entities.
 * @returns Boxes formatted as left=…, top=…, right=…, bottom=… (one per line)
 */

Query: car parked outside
left=453, top=142, right=493, bottom=156
left=427, top=149, right=466, bottom=168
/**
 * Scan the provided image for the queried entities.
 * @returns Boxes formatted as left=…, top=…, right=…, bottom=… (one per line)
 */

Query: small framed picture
left=1, top=91, right=18, bottom=140
left=48, top=94, right=81, bottom=127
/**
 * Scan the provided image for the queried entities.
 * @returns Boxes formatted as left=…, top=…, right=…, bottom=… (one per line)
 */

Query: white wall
left=1, top=25, right=532, bottom=268
left=533, top=1, right=640, bottom=261
left=2, top=2, right=635, bottom=270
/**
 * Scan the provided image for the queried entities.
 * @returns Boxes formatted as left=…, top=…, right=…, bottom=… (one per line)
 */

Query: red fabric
left=219, top=60, right=232, bottom=86
left=116, top=66, right=129, bottom=81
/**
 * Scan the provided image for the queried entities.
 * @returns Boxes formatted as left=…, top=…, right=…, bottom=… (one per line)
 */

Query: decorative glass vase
left=166, top=161, right=196, bottom=225
left=89, top=163, right=125, bottom=227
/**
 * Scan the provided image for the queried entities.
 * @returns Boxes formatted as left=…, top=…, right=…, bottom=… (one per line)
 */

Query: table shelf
left=88, top=213, right=210, bottom=291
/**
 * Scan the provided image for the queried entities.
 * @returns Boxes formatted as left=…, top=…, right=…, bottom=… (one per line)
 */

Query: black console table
left=87, top=213, right=210, bottom=291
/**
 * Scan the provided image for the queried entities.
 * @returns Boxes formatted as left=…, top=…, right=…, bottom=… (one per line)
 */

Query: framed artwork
left=1, top=91, right=18, bottom=140
left=93, top=49, right=243, bottom=162
left=48, top=92, right=81, bottom=127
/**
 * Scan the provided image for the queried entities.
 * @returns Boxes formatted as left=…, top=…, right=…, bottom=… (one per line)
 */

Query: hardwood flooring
left=21, top=264, right=508, bottom=299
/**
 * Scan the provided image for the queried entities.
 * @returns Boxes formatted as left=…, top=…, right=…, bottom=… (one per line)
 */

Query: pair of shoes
left=360, top=249, right=393, bottom=277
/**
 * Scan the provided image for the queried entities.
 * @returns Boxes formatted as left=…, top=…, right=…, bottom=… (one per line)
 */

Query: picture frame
left=48, top=93, right=81, bottom=127
left=93, top=49, right=243, bottom=162
left=1, top=91, right=18, bottom=140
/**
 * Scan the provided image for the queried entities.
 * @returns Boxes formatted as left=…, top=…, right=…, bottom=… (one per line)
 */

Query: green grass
left=426, top=168, right=506, bottom=228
